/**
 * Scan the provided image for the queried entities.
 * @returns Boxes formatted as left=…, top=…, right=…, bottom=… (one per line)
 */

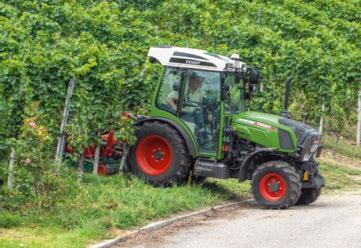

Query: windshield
left=224, top=73, right=244, bottom=114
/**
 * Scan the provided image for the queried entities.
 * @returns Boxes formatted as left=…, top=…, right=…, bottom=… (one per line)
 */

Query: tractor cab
left=148, top=46, right=257, bottom=158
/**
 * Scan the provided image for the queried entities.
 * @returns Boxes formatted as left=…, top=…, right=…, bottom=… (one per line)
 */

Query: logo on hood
left=237, top=118, right=276, bottom=132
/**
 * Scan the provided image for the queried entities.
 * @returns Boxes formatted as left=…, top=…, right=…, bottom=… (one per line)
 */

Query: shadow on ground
left=201, top=181, right=247, bottom=202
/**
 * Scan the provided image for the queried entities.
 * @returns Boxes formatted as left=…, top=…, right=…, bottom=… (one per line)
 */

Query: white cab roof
left=148, top=46, right=245, bottom=71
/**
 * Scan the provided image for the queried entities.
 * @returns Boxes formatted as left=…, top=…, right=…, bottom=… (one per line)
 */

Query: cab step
left=194, top=159, right=230, bottom=179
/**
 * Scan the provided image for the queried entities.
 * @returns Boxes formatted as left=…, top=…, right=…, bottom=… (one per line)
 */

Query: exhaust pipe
left=281, top=77, right=293, bottom=118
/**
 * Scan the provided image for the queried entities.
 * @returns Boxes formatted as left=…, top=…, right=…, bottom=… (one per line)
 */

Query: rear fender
left=135, top=117, right=197, bottom=157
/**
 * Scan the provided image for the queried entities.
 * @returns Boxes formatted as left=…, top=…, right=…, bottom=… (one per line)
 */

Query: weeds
left=323, top=135, right=361, bottom=160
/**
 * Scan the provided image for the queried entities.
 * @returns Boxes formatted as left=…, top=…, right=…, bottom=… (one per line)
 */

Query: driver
left=167, top=72, right=205, bottom=111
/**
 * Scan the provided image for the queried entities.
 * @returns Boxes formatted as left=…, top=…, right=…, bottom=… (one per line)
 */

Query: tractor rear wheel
left=251, top=161, right=301, bottom=209
left=129, top=121, right=191, bottom=186
left=296, top=187, right=321, bottom=205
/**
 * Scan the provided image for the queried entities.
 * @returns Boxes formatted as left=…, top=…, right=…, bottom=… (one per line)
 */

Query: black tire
left=129, top=121, right=191, bottom=187
left=296, top=187, right=321, bottom=205
left=251, top=161, right=302, bottom=209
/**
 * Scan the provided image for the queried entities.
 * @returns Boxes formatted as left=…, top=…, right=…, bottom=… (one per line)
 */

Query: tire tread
left=130, top=120, right=191, bottom=187
left=251, top=161, right=302, bottom=209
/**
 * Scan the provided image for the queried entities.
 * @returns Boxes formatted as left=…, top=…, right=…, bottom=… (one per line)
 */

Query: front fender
left=238, top=148, right=277, bottom=182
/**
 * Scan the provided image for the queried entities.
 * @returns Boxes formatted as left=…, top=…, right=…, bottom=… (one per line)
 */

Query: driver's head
left=189, top=72, right=204, bottom=89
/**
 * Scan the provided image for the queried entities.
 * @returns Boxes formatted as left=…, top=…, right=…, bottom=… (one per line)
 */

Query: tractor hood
left=232, top=111, right=320, bottom=145
left=232, top=111, right=284, bottom=130
left=231, top=111, right=296, bottom=151
left=231, top=111, right=322, bottom=160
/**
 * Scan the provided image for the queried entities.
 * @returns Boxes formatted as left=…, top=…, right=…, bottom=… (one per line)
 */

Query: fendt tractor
left=127, top=46, right=324, bottom=209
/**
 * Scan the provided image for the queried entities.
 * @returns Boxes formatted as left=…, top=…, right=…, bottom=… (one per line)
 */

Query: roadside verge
left=90, top=199, right=252, bottom=248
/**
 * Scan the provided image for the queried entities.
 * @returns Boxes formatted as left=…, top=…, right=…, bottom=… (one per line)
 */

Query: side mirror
left=249, top=68, right=260, bottom=84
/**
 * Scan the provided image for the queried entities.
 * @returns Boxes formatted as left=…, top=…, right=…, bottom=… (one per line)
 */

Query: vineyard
left=0, top=0, right=361, bottom=247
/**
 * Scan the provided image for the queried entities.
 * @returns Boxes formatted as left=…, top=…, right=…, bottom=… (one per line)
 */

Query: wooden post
left=55, top=78, right=75, bottom=164
left=7, top=148, right=16, bottom=190
left=77, top=154, right=84, bottom=183
left=93, top=131, right=101, bottom=175
left=357, top=89, right=361, bottom=147
left=319, top=103, right=325, bottom=133
left=118, top=143, right=129, bottom=174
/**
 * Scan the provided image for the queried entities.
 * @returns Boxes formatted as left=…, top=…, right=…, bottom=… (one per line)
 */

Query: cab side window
left=224, top=73, right=243, bottom=114
left=156, top=67, right=182, bottom=114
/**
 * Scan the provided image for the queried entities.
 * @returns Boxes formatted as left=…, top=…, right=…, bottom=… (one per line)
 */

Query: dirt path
left=117, top=191, right=361, bottom=248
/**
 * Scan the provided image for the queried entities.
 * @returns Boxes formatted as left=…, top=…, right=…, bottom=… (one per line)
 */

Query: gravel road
left=121, top=191, right=361, bottom=248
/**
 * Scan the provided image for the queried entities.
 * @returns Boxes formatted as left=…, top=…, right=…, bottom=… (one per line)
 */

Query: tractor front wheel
left=251, top=161, right=301, bottom=209
left=129, top=121, right=191, bottom=187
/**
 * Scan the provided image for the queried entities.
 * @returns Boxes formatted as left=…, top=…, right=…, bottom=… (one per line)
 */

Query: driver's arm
left=167, top=91, right=178, bottom=111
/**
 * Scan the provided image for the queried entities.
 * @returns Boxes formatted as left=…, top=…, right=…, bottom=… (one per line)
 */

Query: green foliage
left=0, top=211, right=22, bottom=228
left=1, top=0, right=360, bottom=152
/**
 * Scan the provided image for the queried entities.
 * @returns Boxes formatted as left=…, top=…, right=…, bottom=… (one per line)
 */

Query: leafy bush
left=0, top=211, right=22, bottom=228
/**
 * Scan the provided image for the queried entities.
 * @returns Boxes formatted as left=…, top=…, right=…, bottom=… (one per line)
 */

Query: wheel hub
left=153, top=150, right=164, bottom=161
left=136, top=135, right=173, bottom=176
left=269, top=181, right=280, bottom=192
left=259, top=172, right=287, bottom=202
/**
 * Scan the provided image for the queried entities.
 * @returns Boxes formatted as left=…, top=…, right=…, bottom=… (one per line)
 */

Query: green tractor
left=129, top=46, right=324, bottom=209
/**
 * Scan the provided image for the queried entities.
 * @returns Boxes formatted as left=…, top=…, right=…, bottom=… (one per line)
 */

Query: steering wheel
left=183, top=98, right=201, bottom=108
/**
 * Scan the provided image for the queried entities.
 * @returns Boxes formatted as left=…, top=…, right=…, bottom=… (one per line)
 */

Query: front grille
left=298, top=132, right=322, bottom=161
left=278, top=117, right=322, bottom=161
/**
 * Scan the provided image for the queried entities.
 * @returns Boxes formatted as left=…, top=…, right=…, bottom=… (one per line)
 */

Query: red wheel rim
left=136, top=135, right=173, bottom=176
left=259, top=172, right=287, bottom=202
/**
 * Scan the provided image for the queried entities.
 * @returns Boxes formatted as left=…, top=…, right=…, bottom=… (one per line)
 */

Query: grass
left=323, top=135, right=361, bottom=160
left=0, top=136, right=360, bottom=248
left=317, top=134, right=361, bottom=193
left=319, top=161, right=361, bottom=193
left=0, top=174, right=248, bottom=248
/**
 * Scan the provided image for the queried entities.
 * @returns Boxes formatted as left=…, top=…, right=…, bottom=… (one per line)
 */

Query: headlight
left=300, top=139, right=321, bottom=161
left=302, top=152, right=312, bottom=161
left=310, top=140, right=320, bottom=153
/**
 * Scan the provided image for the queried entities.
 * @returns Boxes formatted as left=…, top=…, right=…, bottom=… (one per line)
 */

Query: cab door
left=154, top=67, right=222, bottom=157
left=178, top=69, right=222, bottom=155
